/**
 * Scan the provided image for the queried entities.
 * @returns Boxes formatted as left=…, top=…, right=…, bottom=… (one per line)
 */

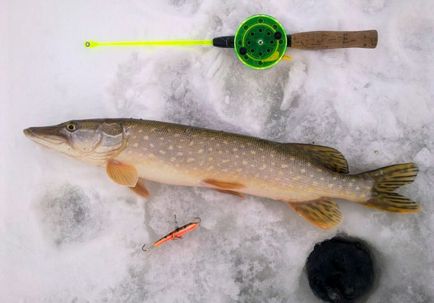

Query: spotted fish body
left=24, top=119, right=420, bottom=229
left=118, top=121, right=370, bottom=203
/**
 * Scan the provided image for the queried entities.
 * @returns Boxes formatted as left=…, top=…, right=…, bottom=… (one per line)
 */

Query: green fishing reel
left=85, top=14, right=377, bottom=70
left=234, top=15, right=287, bottom=69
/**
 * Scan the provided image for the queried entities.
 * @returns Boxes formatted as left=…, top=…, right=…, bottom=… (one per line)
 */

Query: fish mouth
left=23, top=126, right=67, bottom=146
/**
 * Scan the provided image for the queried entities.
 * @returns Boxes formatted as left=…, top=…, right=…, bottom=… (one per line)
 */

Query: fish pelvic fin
left=203, top=178, right=244, bottom=190
left=203, top=179, right=245, bottom=199
left=288, top=198, right=342, bottom=229
left=362, top=163, right=420, bottom=213
left=215, top=189, right=245, bottom=199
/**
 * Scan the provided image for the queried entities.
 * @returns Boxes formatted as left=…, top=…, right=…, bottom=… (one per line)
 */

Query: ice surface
left=1, top=0, right=434, bottom=302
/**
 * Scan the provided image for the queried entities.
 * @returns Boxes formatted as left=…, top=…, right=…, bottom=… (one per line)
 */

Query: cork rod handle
left=289, top=30, right=378, bottom=50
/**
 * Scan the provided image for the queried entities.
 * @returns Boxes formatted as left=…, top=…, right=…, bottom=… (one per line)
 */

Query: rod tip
left=84, top=40, right=97, bottom=48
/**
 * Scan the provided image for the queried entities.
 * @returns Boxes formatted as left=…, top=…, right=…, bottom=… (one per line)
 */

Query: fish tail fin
left=362, top=163, right=420, bottom=213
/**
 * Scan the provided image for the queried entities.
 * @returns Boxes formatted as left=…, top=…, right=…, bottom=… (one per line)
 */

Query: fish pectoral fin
left=130, top=178, right=150, bottom=198
left=281, top=143, right=349, bottom=174
left=106, top=159, right=138, bottom=187
left=215, top=189, right=245, bottom=199
left=288, top=198, right=342, bottom=229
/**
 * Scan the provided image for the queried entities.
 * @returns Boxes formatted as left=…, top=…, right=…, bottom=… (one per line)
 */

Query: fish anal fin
left=282, top=143, right=349, bottom=174
left=106, top=159, right=138, bottom=187
left=215, top=189, right=245, bottom=199
left=203, top=179, right=244, bottom=190
left=289, top=198, right=342, bottom=229
left=130, top=178, right=150, bottom=198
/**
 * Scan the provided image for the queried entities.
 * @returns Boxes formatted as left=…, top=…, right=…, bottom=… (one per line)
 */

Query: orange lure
left=142, top=217, right=201, bottom=252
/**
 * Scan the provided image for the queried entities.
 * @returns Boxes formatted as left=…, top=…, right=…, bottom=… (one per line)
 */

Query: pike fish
left=24, top=119, right=420, bottom=229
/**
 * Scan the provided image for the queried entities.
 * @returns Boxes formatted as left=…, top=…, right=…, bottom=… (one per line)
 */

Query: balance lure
left=24, top=119, right=419, bottom=229
left=142, top=217, right=201, bottom=252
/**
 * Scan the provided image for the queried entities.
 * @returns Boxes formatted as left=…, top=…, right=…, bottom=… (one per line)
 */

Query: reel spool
left=234, top=15, right=287, bottom=70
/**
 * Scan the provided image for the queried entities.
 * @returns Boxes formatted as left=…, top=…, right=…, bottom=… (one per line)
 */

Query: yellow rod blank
left=84, top=40, right=213, bottom=48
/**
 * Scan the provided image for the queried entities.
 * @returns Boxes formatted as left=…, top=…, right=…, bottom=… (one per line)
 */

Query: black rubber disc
left=306, top=237, right=375, bottom=303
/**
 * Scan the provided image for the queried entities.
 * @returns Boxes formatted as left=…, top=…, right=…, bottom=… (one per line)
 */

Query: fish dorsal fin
left=106, top=159, right=138, bottom=187
left=289, top=199, right=342, bottom=229
left=281, top=143, right=349, bottom=174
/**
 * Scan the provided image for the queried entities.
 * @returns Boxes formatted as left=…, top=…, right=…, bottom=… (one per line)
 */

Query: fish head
left=24, top=119, right=126, bottom=164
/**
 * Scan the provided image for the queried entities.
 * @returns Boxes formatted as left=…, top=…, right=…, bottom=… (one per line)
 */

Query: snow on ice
left=1, top=0, right=433, bottom=302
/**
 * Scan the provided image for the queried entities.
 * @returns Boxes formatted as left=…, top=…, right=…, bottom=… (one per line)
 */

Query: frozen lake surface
left=1, top=1, right=433, bottom=302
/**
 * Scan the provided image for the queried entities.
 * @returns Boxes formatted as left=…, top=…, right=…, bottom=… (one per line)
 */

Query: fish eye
left=66, top=122, right=77, bottom=132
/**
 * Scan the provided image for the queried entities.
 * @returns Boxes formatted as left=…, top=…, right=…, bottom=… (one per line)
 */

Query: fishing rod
left=85, top=14, right=378, bottom=70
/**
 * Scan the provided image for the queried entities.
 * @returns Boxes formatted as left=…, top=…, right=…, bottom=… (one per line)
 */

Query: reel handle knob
left=289, top=30, right=378, bottom=49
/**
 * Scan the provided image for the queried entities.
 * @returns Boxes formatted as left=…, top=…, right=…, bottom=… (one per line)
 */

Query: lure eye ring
left=141, top=243, right=150, bottom=252
left=66, top=122, right=77, bottom=132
